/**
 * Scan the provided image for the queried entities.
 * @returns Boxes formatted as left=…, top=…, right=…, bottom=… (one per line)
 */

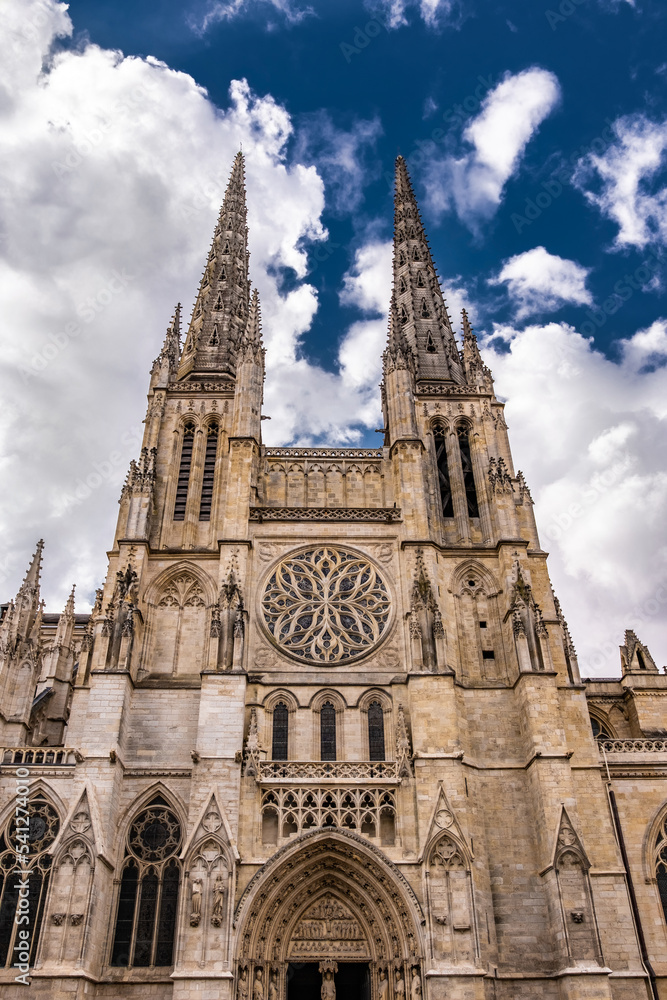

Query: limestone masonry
left=1, top=154, right=666, bottom=1000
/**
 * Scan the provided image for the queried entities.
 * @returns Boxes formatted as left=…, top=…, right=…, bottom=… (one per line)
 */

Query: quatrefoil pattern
left=261, top=546, right=391, bottom=664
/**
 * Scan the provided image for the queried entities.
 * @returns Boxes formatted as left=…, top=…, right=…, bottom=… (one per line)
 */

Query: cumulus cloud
left=189, top=0, right=314, bottom=34
left=423, top=68, right=561, bottom=231
left=0, top=0, right=381, bottom=611
left=574, top=114, right=667, bottom=249
left=482, top=320, right=667, bottom=675
left=489, top=246, right=592, bottom=319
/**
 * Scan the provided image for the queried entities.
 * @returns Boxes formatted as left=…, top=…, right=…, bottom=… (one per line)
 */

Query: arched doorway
left=233, top=831, right=424, bottom=1000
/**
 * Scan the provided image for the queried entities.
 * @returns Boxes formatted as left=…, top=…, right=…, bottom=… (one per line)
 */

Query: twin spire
left=154, top=152, right=481, bottom=389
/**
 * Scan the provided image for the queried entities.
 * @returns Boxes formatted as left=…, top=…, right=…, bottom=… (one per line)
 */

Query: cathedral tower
left=1, top=155, right=666, bottom=1000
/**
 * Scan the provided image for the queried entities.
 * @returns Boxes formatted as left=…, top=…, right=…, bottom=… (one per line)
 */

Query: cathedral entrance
left=286, top=963, right=370, bottom=1000
left=234, top=832, right=425, bottom=1000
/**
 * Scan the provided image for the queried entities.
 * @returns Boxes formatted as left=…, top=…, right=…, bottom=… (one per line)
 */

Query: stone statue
left=321, top=969, right=336, bottom=1000
left=190, top=877, right=202, bottom=927
left=378, top=968, right=388, bottom=1000
left=268, top=970, right=278, bottom=1000
left=410, top=969, right=421, bottom=1000
left=238, top=967, right=249, bottom=1000
left=395, top=969, right=405, bottom=1000
left=254, top=967, right=265, bottom=1000
left=211, top=873, right=226, bottom=926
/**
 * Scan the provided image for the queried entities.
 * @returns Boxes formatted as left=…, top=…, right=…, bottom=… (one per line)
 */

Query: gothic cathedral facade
left=1, top=154, right=667, bottom=1000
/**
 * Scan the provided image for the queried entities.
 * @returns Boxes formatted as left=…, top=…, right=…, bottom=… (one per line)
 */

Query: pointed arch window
left=209, top=326, right=220, bottom=347
left=426, top=331, right=437, bottom=353
left=220, top=266, right=227, bottom=282
left=412, top=246, right=421, bottom=261
left=0, top=797, right=59, bottom=968
left=173, top=422, right=195, bottom=520
left=399, top=277, right=407, bottom=294
left=433, top=424, right=454, bottom=518
left=368, top=701, right=385, bottom=761
left=214, top=294, right=222, bottom=310
left=656, top=812, right=667, bottom=924
left=111, top=796, right=182, bottom=968
left=272, top=702, right=289, bottom=761
left=320, top=702, right=337, bottom=761
left=199, top=423, right=219, bottom=521
left=400, top=305, right=409, bottom=325
left=420, top=298, right=430, bottom=318
left=457, top=424, right=479, bottom=518
left=417, top=270, right=425, bottom=287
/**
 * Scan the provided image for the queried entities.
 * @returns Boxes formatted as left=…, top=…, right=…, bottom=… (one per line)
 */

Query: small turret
left=151, top=304, right=182, bottom=389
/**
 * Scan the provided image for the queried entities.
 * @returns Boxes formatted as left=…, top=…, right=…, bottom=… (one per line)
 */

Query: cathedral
left=1, top=153, right=667, bottom=1000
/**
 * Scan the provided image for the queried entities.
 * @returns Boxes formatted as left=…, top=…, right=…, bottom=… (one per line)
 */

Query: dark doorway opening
left=287, top=963, right=319, bottom=1000
left=286, top=963, right=370, bottom=1000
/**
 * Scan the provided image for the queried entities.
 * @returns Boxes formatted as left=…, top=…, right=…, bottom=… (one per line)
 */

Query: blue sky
left=0, top=0, right=666, bottom=674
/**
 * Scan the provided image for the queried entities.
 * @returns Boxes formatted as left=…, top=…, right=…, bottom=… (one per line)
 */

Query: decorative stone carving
left=289, top=895, right=368, bottom=958
left=70, top=913, right=84, bottom=926
left=410, top=968, right=421, bottom=1000
left=51, top=913, right=66, bottom=926
left=70, top=811, right=91, bottom=834
left=321, top=967, right=336, bottom=1000
left=261, top=546, right=391, bottom=664
left=237, top=966, right=249, bottom=1000
left=190, top=877, right=202, bottom=926
left=396, top=704, right=413, bottom=778
left=211, top=873, right=226, bottom=926
left=253, top=967, right=265, bottom=1000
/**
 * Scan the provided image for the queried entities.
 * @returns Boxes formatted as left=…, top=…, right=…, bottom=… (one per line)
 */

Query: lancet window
left=173, top=422, right=195, bottom=520
left=320, top=702, right=337, bottom=761
left=110, top=796, right=182, bottom=968
left=433, top=424, right=454, bottom=518
left=457, top=424, right=479, bottom=518
left=272, top=702, right=289, bottom=761
left=656, top=811, right=667, bottom=924
left=368, top=701, right=386, bottom=761
left=0, top=796, right=59, bottom=967
left=198, top=423, right=219, bottom=521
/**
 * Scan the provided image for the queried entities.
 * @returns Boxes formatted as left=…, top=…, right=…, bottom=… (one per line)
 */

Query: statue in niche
left=395, top=969, right=405, bottom=1000
left=254, top=967, right=265, bottom=1000
left=268, top=970, right=278, bottom=1000
left=321, top=970, right=336, bottom=1000
left=410, top=969, right=421, bottom=1000
left=190, top=877, right=202, bottom=927
left=378, top=968, right=389, bottom=1000
left=237, top=967, right=249, bottom=1000
left=211, top=873, right=226, bottom=926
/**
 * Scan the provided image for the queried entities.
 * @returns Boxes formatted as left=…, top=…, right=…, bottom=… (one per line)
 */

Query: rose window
left=128, top=803, right=182, bottom=863
left=261, top=546, right=391, bottom=663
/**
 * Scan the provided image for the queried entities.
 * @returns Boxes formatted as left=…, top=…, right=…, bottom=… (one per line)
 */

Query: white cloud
left=482, top=320, right=667, bottom=675
left=339, top=241, right=392, bottom=315
left=489, top=246, right=592, bottom=319
left=190, top=0, right=314, bottom=34
left=574, top=114, right=667, bottom=249
left=0, top=0, right=383, bottom=612
left=367, top=0, right=459, bottom=29
left=423, top=68, right=561, bottom=231
left=293, top=112, right=383, bottom=215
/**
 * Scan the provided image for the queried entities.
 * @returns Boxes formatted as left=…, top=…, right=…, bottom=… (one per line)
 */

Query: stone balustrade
left=1, top=746, right=80, bottom=766
left=256, top=760, right=401, bottom=784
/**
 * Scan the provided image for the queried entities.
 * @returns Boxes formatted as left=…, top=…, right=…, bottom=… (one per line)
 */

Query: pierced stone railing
left=599, top=739, right=667, bottom=754
left=1, top=747, right=80, bottom=767
left=264, top=448, right=383, bottom=459
left=257, top=760, right=401, bottom=784
left=249, top=507, right=401, bottom=523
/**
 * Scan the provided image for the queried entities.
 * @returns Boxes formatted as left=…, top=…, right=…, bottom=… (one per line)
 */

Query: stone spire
left=11, top=539, right=44, bottom=643
left=151, top=303, right=182, bottom=388
left=391, top=156, right=464, bottom=384
left=460, top=308, right=492, bottom=388
left=178, top=151, right=250, bottom=381
left=54, top=585, right=76, bottom=647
